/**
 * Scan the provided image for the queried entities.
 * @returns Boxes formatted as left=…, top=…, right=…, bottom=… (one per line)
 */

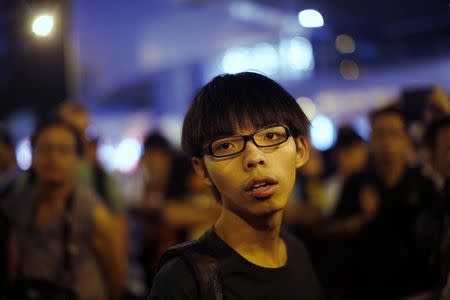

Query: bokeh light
left=335, top=34, right=356, bottom=54
left=297, top=97, right=317, bottom=121
left=32, top=14, right=54, bottom=37
left=16, top=138, right=32, bottom=170
left=340, top=59, right=360, bottom=80
left=298, top=9, right=324, bottom=28
left=284, top=37, right=314, bottom=71
left=222, top=47, right=252, bottom=73
left=310, top=114, right=336, bottom=151
left=98, top=143, right=116, bottom=172
left=159, top=115, right=183, bottom=147
left=252, top=43, right=279, bottom=76
left=113, top=138, right=143, bottom=173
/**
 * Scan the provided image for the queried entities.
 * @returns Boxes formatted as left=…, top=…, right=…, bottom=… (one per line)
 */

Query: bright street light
left=32, top=14, right=55, bottom=37
left=298, top=9, right=324, bottom=28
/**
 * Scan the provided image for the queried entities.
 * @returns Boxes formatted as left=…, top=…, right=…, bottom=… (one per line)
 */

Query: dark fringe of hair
left=31, top=118, right=84, bottom=157
left=182, top=72, right=310, bottom=157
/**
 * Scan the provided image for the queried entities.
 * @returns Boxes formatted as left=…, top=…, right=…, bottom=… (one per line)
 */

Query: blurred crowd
left=0, top=85, right=449, bottom=300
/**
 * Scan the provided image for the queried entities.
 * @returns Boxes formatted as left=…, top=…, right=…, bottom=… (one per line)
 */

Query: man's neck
left=214, top=207, right=286, bottom=268
left=36, top=180, right=74, bottom=208
left=338, top=168, right=352, bottom=179
left=375, top=157, right=405, bottom=187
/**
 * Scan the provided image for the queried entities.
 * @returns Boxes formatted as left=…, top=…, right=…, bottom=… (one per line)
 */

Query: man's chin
left=248, top=201, right=286, bottom=219
left=40, top=178, right=67, bottom=187
left=246, top=208, right=285, bottom=230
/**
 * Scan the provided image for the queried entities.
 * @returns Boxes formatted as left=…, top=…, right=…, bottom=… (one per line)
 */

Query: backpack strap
left=157, top=239, right=223, bottom=300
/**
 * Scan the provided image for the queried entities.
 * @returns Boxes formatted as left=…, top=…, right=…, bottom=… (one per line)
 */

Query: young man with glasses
left=149, top=72, right=324, bottom=300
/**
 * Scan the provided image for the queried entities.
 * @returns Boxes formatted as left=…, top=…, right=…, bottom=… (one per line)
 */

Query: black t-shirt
left=333, top=166, right=440, bottom=299
left=149, top=228, right=325, bottom=300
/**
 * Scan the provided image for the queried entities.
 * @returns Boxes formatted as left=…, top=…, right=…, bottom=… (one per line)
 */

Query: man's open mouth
left=245, top=177, right=278, bottom=199
left=251, top=182, right=274, bottom=190
left=245, top=177, right=278, bottom=192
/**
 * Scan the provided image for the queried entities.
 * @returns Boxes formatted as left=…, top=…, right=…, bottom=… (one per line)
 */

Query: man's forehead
left=228, top=125, right=256, bottom=135
left=213, top=122, right=280, bottom=137
left=372, top=113, right=405, bottom=127
left=37, top=126, right=76, bottom=142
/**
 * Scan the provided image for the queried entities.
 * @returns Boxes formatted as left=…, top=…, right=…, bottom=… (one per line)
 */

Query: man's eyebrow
left=211, top=131, right=236, bottom=138
left=203, top=131, right=236, bottom=147
left=210, top=123, right=281, bottom=139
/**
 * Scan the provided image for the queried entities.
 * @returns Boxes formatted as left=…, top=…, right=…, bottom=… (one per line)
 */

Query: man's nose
left=242, top=140, right=266, bottom=171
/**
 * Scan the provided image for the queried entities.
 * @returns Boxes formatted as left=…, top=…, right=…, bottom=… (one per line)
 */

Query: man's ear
left=295, top=136, right=309, bottom=168
left=192, top=157, right=213, bottom=186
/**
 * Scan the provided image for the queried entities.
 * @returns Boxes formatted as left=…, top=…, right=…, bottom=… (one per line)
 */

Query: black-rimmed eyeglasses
left=203, top=125, right=292, bottom=158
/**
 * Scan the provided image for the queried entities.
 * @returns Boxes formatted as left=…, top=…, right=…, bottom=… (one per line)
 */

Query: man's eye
left=217, top=142, right=232, bottom=150
left=265, top=133, right=279, bottom=140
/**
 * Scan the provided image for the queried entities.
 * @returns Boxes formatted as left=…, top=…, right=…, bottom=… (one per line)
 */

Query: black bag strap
left=19, top=191, right=76, bottom=283
left=7, top=191, right=78, bottom=300
left=157, top=239, right=223, bottom=300
left=61, top=191, right=76, bottom=284
left=93, top=165, right=107, bottom=205
left=6, top=278, right=77, bottom=300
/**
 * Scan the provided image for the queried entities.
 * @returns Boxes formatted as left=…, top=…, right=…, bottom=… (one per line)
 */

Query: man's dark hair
left=424, top=116, right=450, bottom=151
left=0, top=128, right=14, bottom=148
left=144, top=131, right=172, bottom=152
left=369, top=103, right=406, bottom=127
left=182, top=72, right=310, bottom=157
left=30, top=118, right=84, bottom=157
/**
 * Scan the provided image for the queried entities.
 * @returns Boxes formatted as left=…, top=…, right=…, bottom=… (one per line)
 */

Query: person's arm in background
left=104, top=173, right=129, bottom=281
left=93, top=204, right=128, bottom=300
left=2, top=191, right=23, bottom=284
left=314, top=181, right=379, bottom=237
left=164, top=200, right=220, bottom=228
left=149, top=257, right=198, bottom=300
left=105, top=172, right=127, bottom=214
left=284, top=202, right=323, bottom=228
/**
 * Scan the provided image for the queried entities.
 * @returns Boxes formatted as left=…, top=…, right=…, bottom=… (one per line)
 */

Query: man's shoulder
left=155, top=256, right=194, bottom=282
left=1, top=184, right=35, bottom=228
left=150, top=256, right=198, bottom=299
left=150, top=231, right=223, bottom=299
left=282, top=230, right=326, bottom=299
left=404, top=166, right=441, bottom=206
left=282, top=230, right=314, bottom=266
left=74, top=185, right=107, bottom=209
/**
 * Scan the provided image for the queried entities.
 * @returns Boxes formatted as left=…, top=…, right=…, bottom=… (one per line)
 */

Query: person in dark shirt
left=331, top=105, right=439, bottom=300
left=149, top=72, right=324, bottom=300
left=423, top=116, right=450, bottom=206
left=0, top=129, right=20, bottom=197
left=153, top=228, right=322, bottom=300
left=420, top=116, right=450, bottom=297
